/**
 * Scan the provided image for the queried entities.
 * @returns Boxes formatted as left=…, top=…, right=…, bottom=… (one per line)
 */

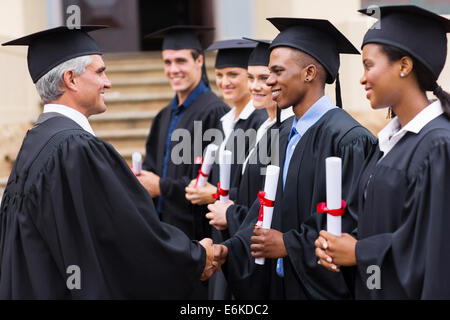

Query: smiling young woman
left=315, top=5, right=450, bottom=300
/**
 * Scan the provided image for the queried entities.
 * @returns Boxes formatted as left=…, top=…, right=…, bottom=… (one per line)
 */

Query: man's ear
left=304, top=64, right=317, bottom=82
left=196, top=54, right=204, bottom=68
left=62, top=69, right=78, bottom=92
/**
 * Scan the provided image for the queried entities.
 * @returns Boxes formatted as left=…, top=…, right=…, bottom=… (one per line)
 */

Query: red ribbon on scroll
left=212, top=182, right=229, bottom=200
left=317, top=200, right=347, bottom=217
left=254, top=190, right=275, bottom=228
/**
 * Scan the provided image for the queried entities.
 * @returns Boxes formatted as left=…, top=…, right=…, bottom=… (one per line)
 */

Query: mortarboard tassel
left=276, top=104, right=281, bottom=126
left=335, top=73, right=342, bottom=108
left=201, top=51, right=210, bottom=88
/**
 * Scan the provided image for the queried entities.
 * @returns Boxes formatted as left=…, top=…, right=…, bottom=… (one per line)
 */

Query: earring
left=400, top=72, right=405, bottom=78
left=305, top=78, right=310, bottom=81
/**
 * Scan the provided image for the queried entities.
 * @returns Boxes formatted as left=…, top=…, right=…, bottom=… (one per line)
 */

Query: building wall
left=0, top=0, right=47, bottom=125
left=251, top=0, right=450, bottom=133
left=0, top=0, right=47, bottom=176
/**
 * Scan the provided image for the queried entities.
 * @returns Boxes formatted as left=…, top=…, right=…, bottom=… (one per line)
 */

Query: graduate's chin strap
left=335, top=73, right=342, bottom=108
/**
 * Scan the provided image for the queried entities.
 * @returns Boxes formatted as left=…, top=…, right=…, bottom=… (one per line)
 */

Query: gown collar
left=378, top=99, right=443, bottom=156
left=43, top=104, right=95, bottom=136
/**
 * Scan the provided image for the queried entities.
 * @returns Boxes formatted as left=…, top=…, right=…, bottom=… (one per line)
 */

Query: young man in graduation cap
left=138, top=26, right=229, bottom=244
left=214, top=18, right=377, bottom=299
left=0, top=26, right=221, bottom=299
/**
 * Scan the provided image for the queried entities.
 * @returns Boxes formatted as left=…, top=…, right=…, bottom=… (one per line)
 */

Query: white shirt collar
left=220, top=99, right=256, bottom=122
left=238, top=100, right=256, bottom=120
left=241, top=106, right=295, bottom=175
left=43, top=104, right=95, bottom=136
left=280, top=106, right=294, bottom=122
left=378, top=99, right=443, bottom=156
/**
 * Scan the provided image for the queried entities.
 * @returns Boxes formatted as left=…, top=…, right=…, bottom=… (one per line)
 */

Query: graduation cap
left=144, top=25, right=214, bottom=51
left=243, top=38, right=272, bottom=67
left=268, top=18, right=359, bottom=84
left=359, top=5, right=450, bottom=82
left=2, top=25, right=107, bottom=83
left=207, top=39, right=257, bottom=69
left=267, top=18, right=359, bottom=108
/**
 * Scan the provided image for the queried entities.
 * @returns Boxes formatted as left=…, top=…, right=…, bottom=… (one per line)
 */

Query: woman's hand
left=314, top=231, right=357, bottom=272
left=185, top=180, right=217, bottom=205
left=205, top=200, right=234, bottom=230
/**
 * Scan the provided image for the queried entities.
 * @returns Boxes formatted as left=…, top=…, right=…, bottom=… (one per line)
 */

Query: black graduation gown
left=208, top=107, right=267, bottom=300
left=223, top=108, right=376, bottom=300
left=142, top=91, right=229, bottom=240
left=0, top=115, right=207, bottom=299
left=226, top=116, right=294, bottom=236
left=210, top=108, right=268, bottom=195
left=351, top=114, right=450, bottom=299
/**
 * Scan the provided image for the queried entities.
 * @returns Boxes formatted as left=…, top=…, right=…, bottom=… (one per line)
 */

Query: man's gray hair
left=35, top=55, right=92, bottom=104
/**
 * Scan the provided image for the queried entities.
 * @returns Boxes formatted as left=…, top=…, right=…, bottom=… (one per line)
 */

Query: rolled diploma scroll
left=326, top=157, right=342, bottom=236
left=255, top=165, right=280, bottom=265
left=132, top=152, right=142, bottom=176
left=219, top=150, right=232, bottom=203
left=196, top=144, right=218, bottom=188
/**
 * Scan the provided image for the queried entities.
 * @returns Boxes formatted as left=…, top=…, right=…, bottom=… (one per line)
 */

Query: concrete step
left=104, top=92, right=173, bottom=113
left=104, top=52, right=217, bottom=67
left=96, top=128, right=148, bottom=151
left=90, top=110, right=156, bottom=131
left=104, top=87, right=223, bottom=113
left=108, top=77, right=218, bottom=94
left=106, top=65, right=216, bottom=82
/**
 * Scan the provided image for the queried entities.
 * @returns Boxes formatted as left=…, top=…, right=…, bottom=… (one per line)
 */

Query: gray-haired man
left=0, top=26, right=219, bottom=299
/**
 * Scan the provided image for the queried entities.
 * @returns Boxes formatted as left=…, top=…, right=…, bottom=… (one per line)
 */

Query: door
left=62, top=0, right=140, bottom=53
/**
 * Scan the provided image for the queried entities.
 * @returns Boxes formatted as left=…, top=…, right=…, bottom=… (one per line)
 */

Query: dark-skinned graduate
left=0, top=26, right=219, bottom=299
left=315, top=5, right=450, bottom=299
left=214, top=18, right=377, bottom=300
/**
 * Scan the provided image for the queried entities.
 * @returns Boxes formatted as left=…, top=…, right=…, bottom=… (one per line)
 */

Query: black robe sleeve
left=0, top=132, right=206, bottom=299
left=226, top=204, right=250, bottom=236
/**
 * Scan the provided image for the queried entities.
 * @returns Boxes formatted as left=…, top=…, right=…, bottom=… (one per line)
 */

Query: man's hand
left=199, top=238, right=216, bottom=281
left=250, top=228, right=287, bottom=259
left=185, top=180, right=217, bottom=205
left=136, top=170, right=161, bottom=198
left=206, top=200, right=234, bottom=231
left=314, top=231, right=357, bottom=273
left=212, top=244, right=228, bottom=272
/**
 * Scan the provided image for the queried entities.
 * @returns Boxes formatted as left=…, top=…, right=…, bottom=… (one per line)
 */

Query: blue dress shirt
left=277, top=95, right=336, bottom=277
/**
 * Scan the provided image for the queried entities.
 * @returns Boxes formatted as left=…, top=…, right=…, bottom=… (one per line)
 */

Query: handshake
left=198, top=238, right=229, bottom=281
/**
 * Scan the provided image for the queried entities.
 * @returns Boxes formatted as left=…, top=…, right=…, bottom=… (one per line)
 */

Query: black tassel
left=201, top=51, right=210, bottom=88
left=276, top=104, right=281, bottom=126
left=335, top=73, right=342, bottom=108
